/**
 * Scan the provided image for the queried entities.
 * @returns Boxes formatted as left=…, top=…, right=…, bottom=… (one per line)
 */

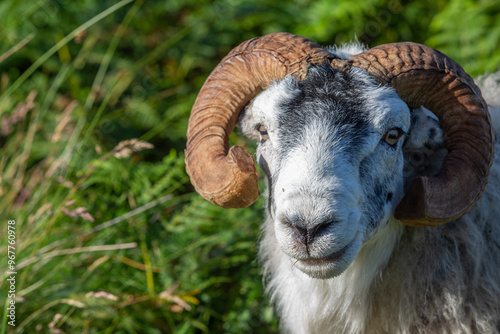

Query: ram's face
left=239, top=65, right=444, bottom=279
left=187, top=34, right=492, bottom=279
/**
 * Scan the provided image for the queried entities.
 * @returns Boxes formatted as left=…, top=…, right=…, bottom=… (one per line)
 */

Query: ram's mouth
left=293, top=242, right=356, bottom=279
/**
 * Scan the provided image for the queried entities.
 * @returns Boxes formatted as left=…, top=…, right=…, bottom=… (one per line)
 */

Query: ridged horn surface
left=185, top=33, right=333, bottom=208
left=347, top=42, right=495, bottom=226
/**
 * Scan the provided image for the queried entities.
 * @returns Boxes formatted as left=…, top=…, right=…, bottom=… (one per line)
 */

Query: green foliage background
left=0, top=0, right=499, bottom=333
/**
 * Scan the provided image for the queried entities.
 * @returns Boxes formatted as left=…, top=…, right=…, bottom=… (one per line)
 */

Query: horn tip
left=186, top=145, right=260, bottom=209
left=395, top=177, right=449, bottom=227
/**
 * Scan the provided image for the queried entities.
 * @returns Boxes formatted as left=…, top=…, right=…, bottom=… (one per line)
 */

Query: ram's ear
left=237, top=100, right=260, bottom=141
left=403, top=107, right=447, bottom=185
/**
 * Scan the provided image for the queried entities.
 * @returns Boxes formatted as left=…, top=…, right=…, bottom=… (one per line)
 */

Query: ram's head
left=185, top=33, right=494, bottom=278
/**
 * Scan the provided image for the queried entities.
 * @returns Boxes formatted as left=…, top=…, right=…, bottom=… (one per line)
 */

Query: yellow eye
left=384, top=128, right=403, bottom=146
left=258, top=124, right=269, bottom=142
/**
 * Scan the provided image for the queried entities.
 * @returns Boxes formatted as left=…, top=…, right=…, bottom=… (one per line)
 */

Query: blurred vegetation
left=0, top=0, right=499, bottom=333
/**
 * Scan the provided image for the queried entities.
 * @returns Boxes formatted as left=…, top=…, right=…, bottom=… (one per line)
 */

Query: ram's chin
left=293, top=241, right=361, bottom=279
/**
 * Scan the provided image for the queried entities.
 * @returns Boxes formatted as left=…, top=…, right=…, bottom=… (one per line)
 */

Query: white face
left=239, top=65, right=445, bottom=279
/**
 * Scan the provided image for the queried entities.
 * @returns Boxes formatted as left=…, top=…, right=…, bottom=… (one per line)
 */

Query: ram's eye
left=383, top=128, right=404, bottom=146
left=257, top=124, right=269, bottom=142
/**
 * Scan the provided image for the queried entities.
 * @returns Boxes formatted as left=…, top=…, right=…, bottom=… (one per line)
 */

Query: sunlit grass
left=0, top=1, right=275, bottom=333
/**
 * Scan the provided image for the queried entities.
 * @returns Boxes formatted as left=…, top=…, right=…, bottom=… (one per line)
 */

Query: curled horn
left=336, top=43, right=495, bottom=226
left=185, top=33, right=333, bottom=208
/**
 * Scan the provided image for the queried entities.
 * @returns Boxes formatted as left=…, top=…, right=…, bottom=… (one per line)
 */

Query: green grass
left=0, top=0, right=499, bottom=333
left=0, top=1, right=275, bottom=332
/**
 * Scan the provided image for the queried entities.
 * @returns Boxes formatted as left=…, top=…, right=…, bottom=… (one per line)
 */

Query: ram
left=185, top=33, right=500, bottom=333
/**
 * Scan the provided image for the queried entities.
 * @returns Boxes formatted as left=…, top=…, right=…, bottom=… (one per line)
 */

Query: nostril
left=308, top=221, right=333, bottom=241
left=283, top=220, right=308, bottom=240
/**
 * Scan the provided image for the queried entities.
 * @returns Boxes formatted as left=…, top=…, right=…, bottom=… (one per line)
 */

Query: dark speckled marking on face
left=429, top=128, right=437, bottom=140
left=275, top=64, right=371, bottom=156
left=355, top=181, right=393, bottom=231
